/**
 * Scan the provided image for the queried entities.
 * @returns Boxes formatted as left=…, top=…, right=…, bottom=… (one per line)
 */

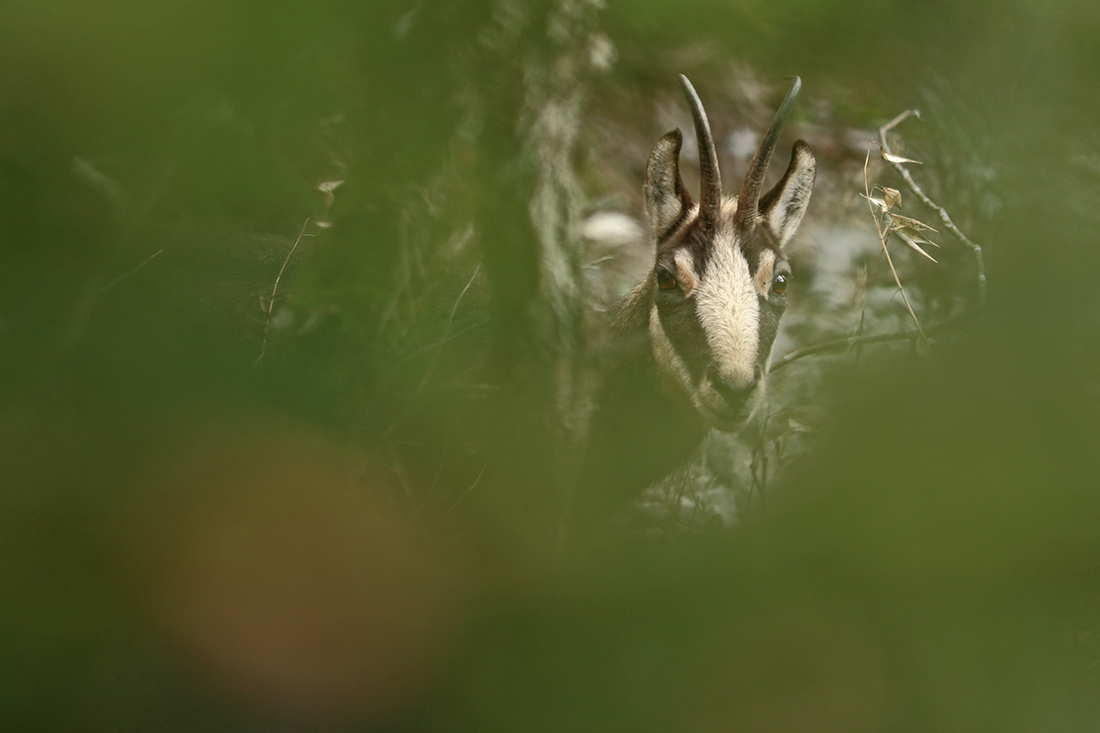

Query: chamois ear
left=644, top=129, right=693, bottom=239
left=759, top=139, right=816, bottom=249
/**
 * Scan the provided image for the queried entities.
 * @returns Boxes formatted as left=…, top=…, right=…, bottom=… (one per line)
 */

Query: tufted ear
left=759, top=139, right=816, bottom=249
left=643, top=129, right=693, bottom=239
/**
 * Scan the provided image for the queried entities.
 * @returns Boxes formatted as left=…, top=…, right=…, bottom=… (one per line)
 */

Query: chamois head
left=642, top=75, right=815, bottom=431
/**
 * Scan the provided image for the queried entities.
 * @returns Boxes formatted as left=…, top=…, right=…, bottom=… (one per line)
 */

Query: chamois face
left=643, top=77, right=815, bottom=432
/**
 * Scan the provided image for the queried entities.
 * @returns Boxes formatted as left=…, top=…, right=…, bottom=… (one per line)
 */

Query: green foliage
left=2, top=1, right=1100, bottom=730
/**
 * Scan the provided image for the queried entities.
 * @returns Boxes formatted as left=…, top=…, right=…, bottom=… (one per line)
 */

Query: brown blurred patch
left=127, top=412, right=465, bottom=724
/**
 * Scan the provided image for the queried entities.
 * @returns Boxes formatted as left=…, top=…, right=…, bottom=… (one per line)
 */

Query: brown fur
left=571, top=76, right=815, bottom=529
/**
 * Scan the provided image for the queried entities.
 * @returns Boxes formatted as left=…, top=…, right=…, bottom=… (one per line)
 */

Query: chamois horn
left=678, top=74, right=722, bottom=230
left=734, top=76, right=802, bottom=229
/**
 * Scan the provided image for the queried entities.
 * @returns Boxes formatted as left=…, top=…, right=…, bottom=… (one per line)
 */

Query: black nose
left=708, top=365, right=761, bottom=406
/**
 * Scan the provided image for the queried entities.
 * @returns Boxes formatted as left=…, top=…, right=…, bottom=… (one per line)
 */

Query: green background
left=2, top=1, right=1099, bottom=729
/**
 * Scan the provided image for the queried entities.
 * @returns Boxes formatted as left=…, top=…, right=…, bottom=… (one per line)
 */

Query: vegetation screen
left=2, top=1, right=1099, bottom=730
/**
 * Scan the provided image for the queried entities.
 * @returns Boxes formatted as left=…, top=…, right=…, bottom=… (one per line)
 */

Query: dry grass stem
left=93, top=248, right=164, bottom=299
left=879, top=110, right=987, bottom=300
left=256, top=218, right=310, bottom=365
left=418, top=263, right=481, bottom=391
left=864, top=145, right=930, bottom=349
left=773, top=327, right=928, bottom=372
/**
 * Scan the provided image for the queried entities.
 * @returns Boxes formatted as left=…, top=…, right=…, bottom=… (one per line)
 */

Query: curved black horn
left=679, top=75, right=722, bottom=228
left=734, top=76, right=801, bottom=229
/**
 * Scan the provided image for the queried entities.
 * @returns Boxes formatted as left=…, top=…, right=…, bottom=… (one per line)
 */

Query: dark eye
left=771, top=273, right=789, bottom=296
left=656, top=268, right=678, bottom=291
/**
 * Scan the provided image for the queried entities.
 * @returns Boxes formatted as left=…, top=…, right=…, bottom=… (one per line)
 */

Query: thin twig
left=93, top=248, right=164, bottom=299
left=398, top=322, right=485, bottom=363
left=749, top=440, right=768, bottom=512
left=255, top=219, right=309, bottom=365
left=429, top=429, right=450, bottom=498
left=770, top=314, right=969, bottom=372
left=879, top=110, right=987, bottom=300
left=442, top=455, right=492, bottom=515
left=772, top=331, right=918, bottom=372
left=864, top=145, right=929, bottom=348
left=583, top=255, right=614, bottom=271
left=418, top=263, right=481, bottom=390
left=386, top=443, right=423, bottom=518
left=684, top=471, right=713, bottom=533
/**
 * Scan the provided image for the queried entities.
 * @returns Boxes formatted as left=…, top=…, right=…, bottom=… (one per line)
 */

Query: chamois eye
left=656, top=268, right=678, bottom=291
left=772, top=273, right=789, bottom=296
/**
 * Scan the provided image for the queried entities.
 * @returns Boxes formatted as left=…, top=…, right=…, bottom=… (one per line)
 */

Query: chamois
left=575, top=75, right=816, bottom=523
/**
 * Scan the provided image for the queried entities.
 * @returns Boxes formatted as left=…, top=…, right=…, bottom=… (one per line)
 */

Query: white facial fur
left=646, top=216, right=773, bottom=431
left=694, top=226, right=760, bottom=391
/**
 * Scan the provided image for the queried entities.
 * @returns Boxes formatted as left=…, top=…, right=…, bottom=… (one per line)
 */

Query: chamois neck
left=574, top=281, right=707, bottom=516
